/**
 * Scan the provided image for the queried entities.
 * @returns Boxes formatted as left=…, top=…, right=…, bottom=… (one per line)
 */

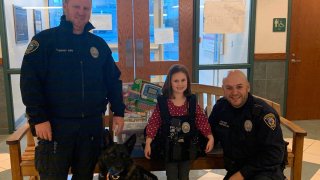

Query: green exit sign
left=273, top=18, right=286, bottom=32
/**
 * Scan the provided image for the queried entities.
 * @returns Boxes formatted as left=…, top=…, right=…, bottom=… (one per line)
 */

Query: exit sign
left=273, top=18, right=286, bottom=32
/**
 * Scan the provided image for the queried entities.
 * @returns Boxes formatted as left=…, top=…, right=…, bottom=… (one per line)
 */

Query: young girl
left=144, top=64, right=214, bottom=180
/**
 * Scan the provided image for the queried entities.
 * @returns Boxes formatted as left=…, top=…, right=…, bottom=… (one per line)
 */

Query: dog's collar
left=107, top=164, right=136, bottom=180
left=108, top=169, right=121, bottom=180
left=110, top=175, right=120, bottom=180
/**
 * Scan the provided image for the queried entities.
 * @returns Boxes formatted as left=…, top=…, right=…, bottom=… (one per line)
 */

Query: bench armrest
left=280, top=117, right=307, bottom=179
left=6, top=122, right=30, bottom=145
left=6, top=122, right=34, bottom=180
left=280, top=117, right=307, bottom=136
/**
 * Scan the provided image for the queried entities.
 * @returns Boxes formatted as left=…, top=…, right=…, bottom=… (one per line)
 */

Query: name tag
left=219, top=120, right=229, bottom=128
left=56, top=48, right=74, bottom=53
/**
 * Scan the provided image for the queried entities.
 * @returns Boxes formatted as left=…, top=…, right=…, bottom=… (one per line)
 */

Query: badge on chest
left=244, top=120, right=253, bottom=132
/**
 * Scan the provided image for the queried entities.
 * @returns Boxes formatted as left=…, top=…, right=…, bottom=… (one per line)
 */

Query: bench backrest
left=191, top=83, right=224, bottom=116
left=190, top=83, right=282, bottom=116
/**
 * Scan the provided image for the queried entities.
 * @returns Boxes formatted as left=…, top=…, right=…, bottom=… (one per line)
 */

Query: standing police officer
left=208, top=70, right=286, bottom=180
left=20, top=0, right=125, bottom=179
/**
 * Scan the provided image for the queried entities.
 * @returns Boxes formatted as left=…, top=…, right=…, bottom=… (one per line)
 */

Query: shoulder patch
left=263, top=113, right=276, bottom=130
left=25, top=40, right=39, bottom=55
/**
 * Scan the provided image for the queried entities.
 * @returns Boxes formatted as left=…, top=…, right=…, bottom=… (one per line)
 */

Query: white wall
left=4, top=0, right=48, bottom=68
left=255, top=0, right=288, bottom=53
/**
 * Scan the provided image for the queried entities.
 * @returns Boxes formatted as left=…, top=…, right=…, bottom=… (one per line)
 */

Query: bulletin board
left=13, top=5, right=29, bottom=44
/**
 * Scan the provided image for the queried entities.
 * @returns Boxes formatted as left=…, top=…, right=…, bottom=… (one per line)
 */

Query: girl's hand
left=205, top=134, right=214, bottom=153
left=144, top=137, right=153, bottom=159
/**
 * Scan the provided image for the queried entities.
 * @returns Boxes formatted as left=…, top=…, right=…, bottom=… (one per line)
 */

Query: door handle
left=291, top=59, right=301, bottom=63
left=126, top=39, right=133, bottom=67
left=290, top=53, right=301, bottom=63
left=135, top=39, right=144, bottom=67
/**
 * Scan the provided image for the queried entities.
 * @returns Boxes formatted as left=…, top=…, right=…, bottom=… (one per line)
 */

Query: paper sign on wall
left=204, top=1, right=245, bottom=33
left=154, top=28, right=174, bottom=44
left=90, top=14, right=112, bottom=30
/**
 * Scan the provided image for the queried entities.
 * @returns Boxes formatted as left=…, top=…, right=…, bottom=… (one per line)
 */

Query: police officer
left=20, top=0, right=125, bottom=179
left=208, top=70, right=286, bottom=180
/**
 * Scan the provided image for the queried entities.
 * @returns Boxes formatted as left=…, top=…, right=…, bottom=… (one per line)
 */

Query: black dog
left=98, top=131, right=158, bottom=180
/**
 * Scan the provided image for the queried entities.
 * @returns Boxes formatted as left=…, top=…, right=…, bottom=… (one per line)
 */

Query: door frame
left=0, top=0, right=16, bottom=133
left=283, top=0, right=293, bottom=117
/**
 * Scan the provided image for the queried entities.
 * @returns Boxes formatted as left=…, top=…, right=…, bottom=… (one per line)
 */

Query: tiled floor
left=0, top=120, right=319, bottom=180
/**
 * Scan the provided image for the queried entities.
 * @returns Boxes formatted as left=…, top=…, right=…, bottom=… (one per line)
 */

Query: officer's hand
left=229, top=171, right=244, bottom=180
left=112, top=116, right=124, bottom=135
left=206, top=134, right=214, bottom=153
left=35, top=121, right=52, bottom=141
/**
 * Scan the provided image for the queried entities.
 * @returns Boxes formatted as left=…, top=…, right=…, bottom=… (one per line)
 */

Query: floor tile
left=300, top=161, right=320, bottom=180
left=197, top=172, right=224, bottom=179
left=0, top=158, right=10, bottom=169
left=0, top=153, right=9, bottom=161
left=304, top=138, right=317, bottom=147
left=311, top=169, right=320, bottom=180
left=285, top=138, right=317, bottom=152
left=303, top=153, right=320, bottom=165
left=0, top=167, right=5, bottom=173
left=304, top=140, right=320, bottom=156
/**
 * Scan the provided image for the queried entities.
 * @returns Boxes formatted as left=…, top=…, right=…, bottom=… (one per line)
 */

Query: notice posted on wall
left=204, top=1, right=245, bottom=33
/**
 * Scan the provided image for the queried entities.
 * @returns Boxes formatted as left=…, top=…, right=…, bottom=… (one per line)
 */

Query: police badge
left=90, top=47, right=99, bottom=58
left=182, top=122, right=190, bottom=133
left=244, top=120, right=253, bottom=132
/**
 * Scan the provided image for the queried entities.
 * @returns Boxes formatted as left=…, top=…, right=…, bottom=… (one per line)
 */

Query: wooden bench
left=6, top=84, right=307, bottom=180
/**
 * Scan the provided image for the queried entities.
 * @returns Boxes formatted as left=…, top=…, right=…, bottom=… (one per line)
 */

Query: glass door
left=118, top=0, right=194, bottom=83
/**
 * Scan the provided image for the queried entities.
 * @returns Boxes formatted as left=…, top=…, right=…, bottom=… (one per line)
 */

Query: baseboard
left=254, top=53, right=286, bottom=61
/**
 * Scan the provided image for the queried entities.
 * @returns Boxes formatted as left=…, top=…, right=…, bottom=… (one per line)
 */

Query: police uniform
left=20, top=15, right=125, bottom=179
left=208, top=93, right=285, bottom=180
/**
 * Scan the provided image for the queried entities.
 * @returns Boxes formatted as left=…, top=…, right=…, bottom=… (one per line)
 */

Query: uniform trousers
left=35, top=116, right=103, bottom=180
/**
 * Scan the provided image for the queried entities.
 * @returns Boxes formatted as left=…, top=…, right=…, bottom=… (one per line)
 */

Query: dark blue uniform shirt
left=208, top=93, right=285, bottom=179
